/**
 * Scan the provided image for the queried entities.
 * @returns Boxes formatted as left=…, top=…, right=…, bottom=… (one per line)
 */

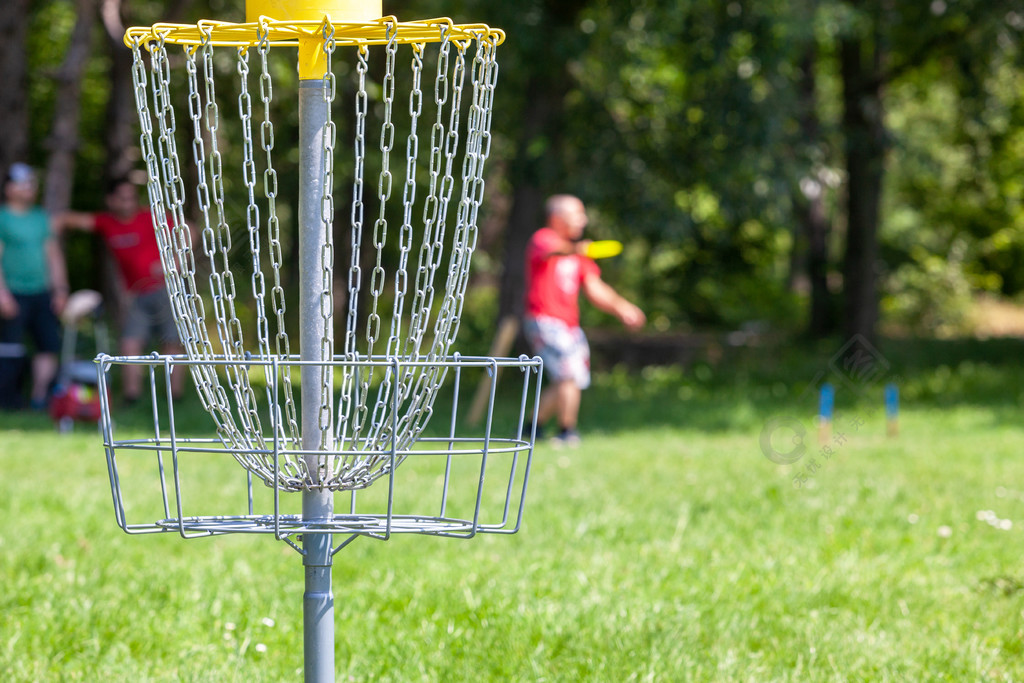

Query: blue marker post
left=885, top=383, right=899, bottom=437
left=818, top=383, right=834, bottom=445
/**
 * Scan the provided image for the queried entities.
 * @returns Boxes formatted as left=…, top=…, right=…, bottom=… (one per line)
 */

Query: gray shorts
left=523, top=315, right=591, bottom=389
left=124, top=288, right=180, bottom=346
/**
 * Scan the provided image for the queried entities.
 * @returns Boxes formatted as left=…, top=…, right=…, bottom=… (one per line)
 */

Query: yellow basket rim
left=124, top=15, right=505, bottom=49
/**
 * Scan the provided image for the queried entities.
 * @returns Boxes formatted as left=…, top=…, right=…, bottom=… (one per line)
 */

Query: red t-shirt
left=94, top=210, right=165, bottom=294
left=524, top=227, right=600, bottom=327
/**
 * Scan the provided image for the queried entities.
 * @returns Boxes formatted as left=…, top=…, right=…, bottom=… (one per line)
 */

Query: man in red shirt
left=523, top=194, right=645, bottom=446
left=60, top=178, right=184, bottom=401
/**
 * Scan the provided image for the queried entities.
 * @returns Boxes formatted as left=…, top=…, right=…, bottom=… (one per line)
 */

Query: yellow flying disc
left=585, top=240, right=623, bottom=259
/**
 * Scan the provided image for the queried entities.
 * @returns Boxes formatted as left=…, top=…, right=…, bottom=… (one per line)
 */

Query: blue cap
left=7, top=163, right=35, bottom=184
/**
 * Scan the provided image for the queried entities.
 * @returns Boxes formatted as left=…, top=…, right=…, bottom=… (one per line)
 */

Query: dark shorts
left=523, top=315, right=591, bottom=389
left=124, top=287, right=180, bottom=345
left=1, top=291, right=61, bottom=354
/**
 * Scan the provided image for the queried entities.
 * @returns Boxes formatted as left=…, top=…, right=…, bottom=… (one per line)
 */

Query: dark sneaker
left=522, top=421, right=545, bottom=441
left=550, top=428, right=581, bottom=449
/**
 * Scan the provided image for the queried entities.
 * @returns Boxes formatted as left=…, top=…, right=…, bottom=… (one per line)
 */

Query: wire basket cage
left=98, top=352, right=540, bottom=542
left=102, top=13, right=539, bottom=503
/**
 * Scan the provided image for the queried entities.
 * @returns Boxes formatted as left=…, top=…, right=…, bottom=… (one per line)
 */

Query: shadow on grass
left=3, top=335, right=1022, bottom=437
left=579, top=335, right=1024, bottom=435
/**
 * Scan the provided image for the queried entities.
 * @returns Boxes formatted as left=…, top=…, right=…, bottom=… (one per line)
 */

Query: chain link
left=337, top=44, right=370, bottom=450
left=319, top=21, right=337, bottom=451
left=403, top=37, right=488, bottom=441
left=192, top=27, right=252, bottom=447
left=146, top=37, right=251, bottom=449
left=368, top=40, right=426, bottom=444
left=388, top=44, right=424, bottom=362
left=404, top=28, right=452, bottom=361
left=359, top=23, right=400, bottom=436
left=256, top=22, right=301, bottom=449
left=439, top=36, right=498, bottom=354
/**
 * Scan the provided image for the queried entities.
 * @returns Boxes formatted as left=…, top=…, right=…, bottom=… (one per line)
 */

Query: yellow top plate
left=245, top=0, right=380, bottom=24
left=124, top=16, right=505, bottom=50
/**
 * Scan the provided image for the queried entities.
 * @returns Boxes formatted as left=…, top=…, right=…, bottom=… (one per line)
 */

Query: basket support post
left=299, top=72, right=335, bottom=682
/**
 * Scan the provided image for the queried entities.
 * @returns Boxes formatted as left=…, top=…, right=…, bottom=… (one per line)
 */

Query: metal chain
left=390, top=28, right=458, bottom=448
left=427, top=41, right=468, bottom=354
left=409, top=38, right=498, bottom=447
left=225, top=43, right=268, bottom=447
left=362, top=23, right=401, bottom=442
left=192, top=28, right=260, bottom=452
left=151, top=36, right=253, bottom=451
left=184, top=37, right=231, bottom=417
left=319, top=21, right=337, bottom=455
left=182, top=45, right=218, bottom=363
left=404, top=27, right=452, bottom=361
left=150, top=40, right=200, bottom=361
left=443, top=36, right=497, bottom=347
left=366, top=25, right=398, bottom=354
left=195, top=28, right=250, bottom=442
left=389, top=42, right=424, bottom=357
left=374, top=41, right=425, bottom=440
left=337, top=44, right=370, bottom=449
left=444, top=39, right=495, bottom=342
left=402, top=37, right=474, bottom=443
left=135, top=36, right=227, bottom=440
left=251, top=24, right=273, bottom=362
left=375, top=30, right=471, bottom=456
left=256, top=22, right=301, bottom=450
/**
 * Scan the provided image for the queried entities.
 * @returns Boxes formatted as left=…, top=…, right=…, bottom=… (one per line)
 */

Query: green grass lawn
left=3, top=337, right=1024, bottom=681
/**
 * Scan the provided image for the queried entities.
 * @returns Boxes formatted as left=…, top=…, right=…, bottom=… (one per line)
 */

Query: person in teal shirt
left=0, top=163, right=68, bottom=410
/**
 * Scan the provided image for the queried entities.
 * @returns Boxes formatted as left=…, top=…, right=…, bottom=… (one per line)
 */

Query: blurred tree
left=837, top=0, right=886, bottom=342
left=43, top=0, right=99, bottom=214
left=792, top=29, right=837, bottom=337
left=841, top=0, right=1023, bottom=338
left=98, top=0, right=136, bottom=183
left=0, top=0, right=31, bottom=180
left=495, top=0, right=592, bottom=324
left=563, top=0, right=809, bottom=329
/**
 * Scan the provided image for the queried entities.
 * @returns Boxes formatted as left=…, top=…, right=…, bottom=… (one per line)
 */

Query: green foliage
left=882, top=240, right=975, bottom=337
left=560, top=0, right=809, bottom=327
left=882, top=23, right=1024, bottom=310
left=16, top=0, right=1024, bottom=335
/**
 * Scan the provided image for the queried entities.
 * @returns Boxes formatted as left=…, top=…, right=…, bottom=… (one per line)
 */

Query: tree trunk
left=794, top=46, right=835, bottom=337
left=92, top=0, right=133, bottom=325
left=101, top=0, right=197, bottom=184
left=496, top=79, right=562, bottom=322
left=802, top=185, right=832, bottom=336
left=496, top=0, right=589, bottom=324
left=839, top=27, right=886, bottom=343
left=100, top=0, right=135, bottom=183
left=43, top=0, right=99, bottom=214
left=0, top=0, right=31, bottom=178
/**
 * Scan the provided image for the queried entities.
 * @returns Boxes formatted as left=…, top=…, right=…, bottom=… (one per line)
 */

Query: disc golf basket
left=96, top=3, right=541, bottom=680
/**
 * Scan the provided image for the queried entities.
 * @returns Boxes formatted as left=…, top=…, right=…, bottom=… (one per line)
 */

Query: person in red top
left=523, top=194, right=645, bottom=446
left=60, top=178, right=184, bottom=401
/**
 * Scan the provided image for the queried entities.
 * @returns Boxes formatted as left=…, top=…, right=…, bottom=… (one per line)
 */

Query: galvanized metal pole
left=298, top=75, right=334, bottom=683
